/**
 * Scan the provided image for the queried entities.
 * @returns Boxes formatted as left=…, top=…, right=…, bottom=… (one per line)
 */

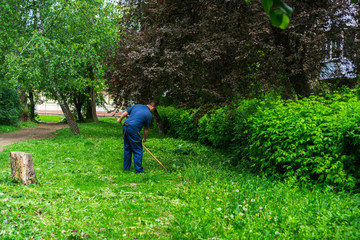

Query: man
left=117, top=102, right=156, bottom=173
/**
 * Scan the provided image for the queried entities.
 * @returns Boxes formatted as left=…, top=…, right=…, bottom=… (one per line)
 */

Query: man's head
left=147, top=101, right=157, bottom=112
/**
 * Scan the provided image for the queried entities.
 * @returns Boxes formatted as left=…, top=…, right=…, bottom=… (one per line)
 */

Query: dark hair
left=148, top=101, right=157, bottom=107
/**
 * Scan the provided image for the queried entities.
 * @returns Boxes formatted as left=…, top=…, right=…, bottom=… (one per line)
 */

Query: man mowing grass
left=117, top=102, right=156, bottom=173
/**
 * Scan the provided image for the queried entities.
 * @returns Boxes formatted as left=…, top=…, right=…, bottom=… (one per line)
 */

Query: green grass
left=0, top=122, right=38, bottom=133
left=36, top=114, right=64, bottom=123
left=0, top=119, right=359, bottom=239
left=0, top=114, right=63, bottom=133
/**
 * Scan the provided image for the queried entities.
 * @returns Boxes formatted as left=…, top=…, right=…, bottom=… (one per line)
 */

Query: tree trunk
left=90, top=87, right=98, bottom=123
left=10, top=152, right=37, bottom=185
left=51, top=80, right=80, bottom=135
left=73, top=93, right=85, bottom=122
left=19, top=89, right=29, bottom=122
left=85, top=87, right=93, bottom=120
left=58, top=92, right=80, bottom=135
left=290, top=73, right=311, bottom=98
left=304, top=58, right=322, bottom=95
left=29, top=91, right=36, bottom=122
left=153, top=108, right=164, bottom=135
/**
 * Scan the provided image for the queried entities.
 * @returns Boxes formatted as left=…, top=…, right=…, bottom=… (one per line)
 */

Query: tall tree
left=0, top=0, right=36, bottom=122
left=4, top=0, right=119, bottom=134
left=269, top=0, right=331, bottom=98
left=108, top=0, right=269, bottom=108
left=108, top=0, right=352, bottom=108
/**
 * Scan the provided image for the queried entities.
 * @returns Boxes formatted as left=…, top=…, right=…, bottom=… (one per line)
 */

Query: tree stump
left=10, top=152, right=37, bottom=185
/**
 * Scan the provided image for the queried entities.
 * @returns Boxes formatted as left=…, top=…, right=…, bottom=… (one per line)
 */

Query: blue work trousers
left=123, top=126, right=143, bottom=172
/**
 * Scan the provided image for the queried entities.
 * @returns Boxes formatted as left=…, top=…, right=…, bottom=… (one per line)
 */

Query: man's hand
left=117, top=111, right=129, bottom=125
left=143, top=127, right=149, bottom=143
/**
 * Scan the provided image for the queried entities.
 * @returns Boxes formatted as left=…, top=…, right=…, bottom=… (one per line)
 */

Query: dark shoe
left=135, top=171, right=144, bottom=174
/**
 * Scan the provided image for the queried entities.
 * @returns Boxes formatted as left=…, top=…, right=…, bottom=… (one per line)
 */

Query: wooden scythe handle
left=142, top=144, right=168, bottom=171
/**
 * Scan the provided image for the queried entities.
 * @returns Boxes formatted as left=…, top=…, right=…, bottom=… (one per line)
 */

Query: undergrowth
left=0, top=118, right=359, bottom=239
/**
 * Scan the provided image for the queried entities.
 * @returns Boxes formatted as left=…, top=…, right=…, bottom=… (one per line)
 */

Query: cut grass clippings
left=0, top=118, right=359, bottom=239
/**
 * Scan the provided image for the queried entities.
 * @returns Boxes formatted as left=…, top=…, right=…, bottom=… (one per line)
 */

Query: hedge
left=157, top=91, right=360, bottom=190
left=0, top=84, right=20, bottom=126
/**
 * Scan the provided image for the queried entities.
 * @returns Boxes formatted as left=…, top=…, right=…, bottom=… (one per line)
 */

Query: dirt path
left=0, top=123, right=68, bottom=152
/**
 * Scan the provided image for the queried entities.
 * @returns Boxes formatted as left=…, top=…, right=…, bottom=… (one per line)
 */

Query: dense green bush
left=197, top=100, right=260, bottom=148
left=244, top=93, right=357, bottom=189
left=197, top=107, right=234, bottom=147
left=337, top=98, right=360, bottom=185
left=0, top=84, right=20, bottom=126
left=157, top=106, right=198, bottom=141
left=158, top=91, right=360, bottom=190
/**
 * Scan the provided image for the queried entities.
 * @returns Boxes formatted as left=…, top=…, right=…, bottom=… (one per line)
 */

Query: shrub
left=197, top=99, right=261, bottom=148
left=157, top=106, right=198, bottom=141
left=158, top=91, right=360, bottom=190
left=197, top=106, right=234, bottom=147
left=337, top=98, right=360, bottom=187
left=243, top=92, right=359, bottom=189
left=0, top=84, right=20, bottom=126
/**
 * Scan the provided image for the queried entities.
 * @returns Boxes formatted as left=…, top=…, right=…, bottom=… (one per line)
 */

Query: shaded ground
left=0, top=122, right=68, bottom=151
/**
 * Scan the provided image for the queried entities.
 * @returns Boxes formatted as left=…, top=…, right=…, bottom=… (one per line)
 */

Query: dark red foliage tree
left=107, top=0, right=356, bottom=109
left=107, top=0, right=273, bottom=108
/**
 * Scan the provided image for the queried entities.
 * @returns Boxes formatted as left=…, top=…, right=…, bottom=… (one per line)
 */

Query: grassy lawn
left=0, top=122, right=38, bottom=134
left=0, top=115, right=61, bottom=133
left=0, top=119, right=359, bottom=239
left=36, top=115, right=64, bottom=123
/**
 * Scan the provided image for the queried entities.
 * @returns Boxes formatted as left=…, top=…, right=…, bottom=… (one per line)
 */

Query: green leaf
left=269, top=9, right=289, bottom=29
left=273, top=0, right=293, bottom=17
left=278, top=14, right=290, bottom=29
left=269, top=9, right=283, bottom=26
left=262, top=0, right=273, bottom=14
